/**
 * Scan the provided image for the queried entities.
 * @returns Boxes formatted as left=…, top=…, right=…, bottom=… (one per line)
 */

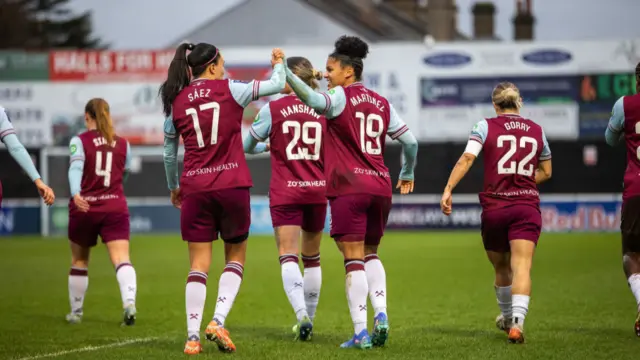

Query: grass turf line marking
left=14, top=337, right=159, bottom=360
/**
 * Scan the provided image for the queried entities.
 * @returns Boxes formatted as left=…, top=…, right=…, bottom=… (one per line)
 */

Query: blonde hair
left=85, top=98, right=115, bottom=145
left=287, top=57, right=322, bottom=90
left=491, top=82, right=523, bottom=110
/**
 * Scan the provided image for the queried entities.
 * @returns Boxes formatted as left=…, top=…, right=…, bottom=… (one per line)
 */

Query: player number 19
left=95, top=150, right=113, bottom=187
left=497, top=135, right=538, bottom=176
left=186, top=102, right=220, bottom=148
left=356, top=112, right=384, bottom=155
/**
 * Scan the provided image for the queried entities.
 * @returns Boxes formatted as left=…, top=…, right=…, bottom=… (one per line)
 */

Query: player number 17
left=186, top=102, right=221, bottom=148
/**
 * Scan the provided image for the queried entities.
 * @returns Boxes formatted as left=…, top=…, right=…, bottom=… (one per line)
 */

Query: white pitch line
left=14, top=336, right=159, bottom=360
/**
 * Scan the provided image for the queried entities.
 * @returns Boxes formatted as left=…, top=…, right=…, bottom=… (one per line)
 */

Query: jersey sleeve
left=249, top=104, right=272, bottom=142
left=0, top=108, right=16, bottom=141
left=322, top=86, right=347, bottom=119
left=68, top=136, right=85, bottom=196
left=164, top=116, right=177, bottom=138
left=464, top=119, right=488, bottom=156
left=539, top=129, right=552, bottom=161
left=125, top=140, right=132, bottom=172
left=605, top=96, right=625, bottom=146
left=229, top=63, right=286, bottom=108
left=387, top=104, right=409, bottom=140
left=163, top=117, right=179, bottom=191
left=69, top=136, right=85, bottom=164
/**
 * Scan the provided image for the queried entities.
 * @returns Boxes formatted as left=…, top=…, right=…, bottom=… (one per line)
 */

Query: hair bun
left=312, top=69, right=323, bottom=80
left=333, top=35, right=369, bottom=59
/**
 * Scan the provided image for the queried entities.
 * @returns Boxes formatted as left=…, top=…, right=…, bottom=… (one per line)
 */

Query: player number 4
left=356, top=112, right=384, bottom=155
left=497, top=135, right=538, bottom=176
left=95, top=151, right=113, bottom=187
left=186, top=102, right=220, bottom=148
left=283, top=120, right=322, bottom=161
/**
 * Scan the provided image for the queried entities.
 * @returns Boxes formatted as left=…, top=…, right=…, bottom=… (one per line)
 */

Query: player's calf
left=67, top=267, right=88, bottom=323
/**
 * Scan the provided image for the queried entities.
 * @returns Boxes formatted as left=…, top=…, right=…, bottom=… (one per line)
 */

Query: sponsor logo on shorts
left=353, top=167, right=390, bottom=178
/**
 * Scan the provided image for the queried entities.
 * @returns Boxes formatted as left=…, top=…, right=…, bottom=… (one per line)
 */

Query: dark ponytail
left=159, top=43, right=194, bottom=117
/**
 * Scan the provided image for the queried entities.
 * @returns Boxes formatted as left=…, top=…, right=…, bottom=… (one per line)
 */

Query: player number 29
left=283, top=120, right=322, bottom=161
left=497, top=135, right=538, bottom=176
left=356, top=112, right=384, bottom=155
left=95, top=150, right=113, bottom=187
left=186, top=102, right=221, bottom=148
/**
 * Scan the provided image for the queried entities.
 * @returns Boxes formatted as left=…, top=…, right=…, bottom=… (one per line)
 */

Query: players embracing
left=605, top=61, right=640, bottom=337
left=441, top=82, right=552, bottom=344
left=244, top=56, right=326, bottom=341
left=282, top=36, right=419, bottom=349
left=160, top=42, right=286, bottom=354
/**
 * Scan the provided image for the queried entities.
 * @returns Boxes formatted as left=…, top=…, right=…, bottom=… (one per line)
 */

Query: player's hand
left=271, top=48, right=284, bottom=67
left=73, top=194, right=89, bottom=212
left=440, top=190, right=452, bottom=216
left=265, top=143, right=271, bottom=152
left=170, top=188, right=182, bottom=209
left=35, top=179, right=55, bottom=206
left=396, top=179, right=414, bottom=195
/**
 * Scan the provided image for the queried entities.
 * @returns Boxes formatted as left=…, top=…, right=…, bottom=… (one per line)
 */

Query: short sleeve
left=607, top=96, right=625, bottom=134
left=0, top=108, right=16, bottom=141
left=323, top=86, right=347, bottom=119
left=249, top=104, right=272, bottom=142
left=164, top=116, right=177, bottom=138
left=469, top=119, right=489, bottom=144
left=387, top=104, right=409, bottom=140
left=229, top=79, right=258, bottom=108
left=540, top=129, right=552, bottom=161
left=69, top=136, right=85, bottom=163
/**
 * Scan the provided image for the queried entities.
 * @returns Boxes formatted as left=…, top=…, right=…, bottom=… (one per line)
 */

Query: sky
left=69, top=0, right=640, bottom=49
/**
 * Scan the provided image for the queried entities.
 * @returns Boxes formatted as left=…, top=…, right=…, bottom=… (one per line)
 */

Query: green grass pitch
left=0, top=231, right=637, bottom=359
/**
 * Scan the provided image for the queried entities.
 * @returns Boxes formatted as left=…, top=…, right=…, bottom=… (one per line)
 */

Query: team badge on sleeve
left=70, top=144, right=77, bottom=155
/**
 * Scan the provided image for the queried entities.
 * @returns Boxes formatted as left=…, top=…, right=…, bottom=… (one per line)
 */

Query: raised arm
left=163, top=117, right=179, bottom=191
left=229, top=63, right=286, bottom=108
left=605, top=96, right=625, bottom=146
left=285, top=67, right=347, bottom=119
left=441, top=120, right=486, bottom=215
left=243, top=104, right=271, bottom=154
left=388, top=105, right=418, bottom=193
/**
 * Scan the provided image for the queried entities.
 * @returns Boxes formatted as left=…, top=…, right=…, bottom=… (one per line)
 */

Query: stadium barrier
left=0, top=194, right=622, bottom=236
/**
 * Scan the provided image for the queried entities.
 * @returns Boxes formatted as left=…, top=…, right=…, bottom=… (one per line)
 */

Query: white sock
left=213, top=261, right=244, bottom=327
left=495, top=285, right=512, bottom=319
left=628, top=273, right=640, bottom=311
left=69, top=267, right=88, bottom=315
left=365, top=254, right=387, bottom=317
left=280, top=255, right=308, bottom=321
left=186, top=271, right=208, bottom=339
left=115, top=262, right=137, bottom=308
left=345, top=260, right=368, bottom=335
left=512, top=294, right=530, bottom=328
left=302, top=254, right=321, bottom=321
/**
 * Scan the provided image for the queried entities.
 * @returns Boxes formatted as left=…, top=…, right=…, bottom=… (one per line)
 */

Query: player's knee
left=224, top=233, right=249, bottom=245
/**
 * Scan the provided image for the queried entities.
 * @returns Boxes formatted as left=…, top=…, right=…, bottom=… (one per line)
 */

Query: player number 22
left=356, top=112, right=384, bottom=155
left=95, top=150, right=113, bottom=187
left=497, top=135, right=538, bottom=176
left=186, top=102, right=220, bottom=148
left=283, top=120, right=322, bottom=161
